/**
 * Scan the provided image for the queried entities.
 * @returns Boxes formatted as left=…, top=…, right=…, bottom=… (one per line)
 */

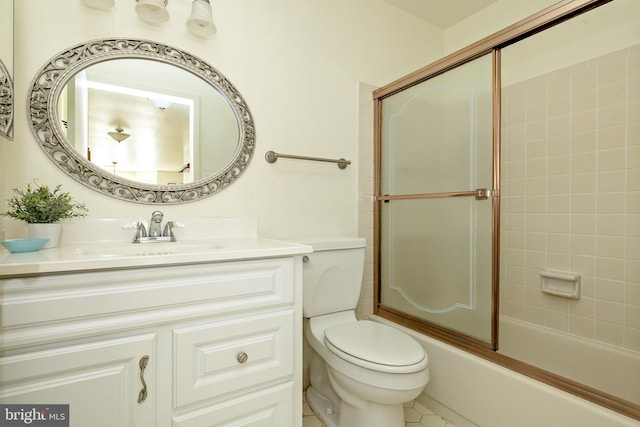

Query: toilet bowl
left=299, top=238, right=429, bottom=427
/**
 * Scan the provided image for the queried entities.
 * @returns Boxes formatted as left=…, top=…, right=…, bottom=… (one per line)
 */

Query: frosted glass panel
left=378, top=53, right=494, bottom=344
left=380, top=198, right=493, bottom=342
left=380, top=54, right=493, bottom=195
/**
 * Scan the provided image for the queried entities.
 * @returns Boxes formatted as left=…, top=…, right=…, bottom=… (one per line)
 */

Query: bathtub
left=498, top=316, right=640, bottom=405
left=370, top=315, right=640, bottom=427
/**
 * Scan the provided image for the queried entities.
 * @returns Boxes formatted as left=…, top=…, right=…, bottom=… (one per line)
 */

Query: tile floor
left=302, top=393, right=458, bottom=427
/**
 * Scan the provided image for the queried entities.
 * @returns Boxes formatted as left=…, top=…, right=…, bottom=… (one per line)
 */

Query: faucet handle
left=123, top=221, right=148, bottom=243
left=162, top=221, right=185, bottom=242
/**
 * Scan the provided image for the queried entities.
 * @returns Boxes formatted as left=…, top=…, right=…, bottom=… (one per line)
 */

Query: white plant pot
left=28, top=223, right=62, bottom=249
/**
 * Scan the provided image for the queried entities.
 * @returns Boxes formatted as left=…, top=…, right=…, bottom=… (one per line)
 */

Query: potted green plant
left=1, top=182, right=89, bottom=248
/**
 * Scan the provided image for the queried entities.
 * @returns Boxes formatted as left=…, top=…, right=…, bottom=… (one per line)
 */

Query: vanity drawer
left=174, top=309, right=295, bottom=407
left=172, top=381, right=295, bottom=427
left=0, top=258, right=294, bottom=330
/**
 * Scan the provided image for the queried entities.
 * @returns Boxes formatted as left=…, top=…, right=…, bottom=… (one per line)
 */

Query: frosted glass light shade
left=82, top=0, right=115, bottom=10
left=187, top=0, right=217, bottom=37
left=135, top=0, right=170, bottom=24
left=108, top=128, right=130, bottom=143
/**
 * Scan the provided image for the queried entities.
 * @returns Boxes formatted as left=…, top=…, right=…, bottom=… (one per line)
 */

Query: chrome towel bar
left=265, top=150, right=351, bottom=169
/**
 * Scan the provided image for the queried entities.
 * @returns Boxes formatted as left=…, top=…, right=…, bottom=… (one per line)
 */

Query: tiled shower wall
left=500, top=45, right=640, bottom=353
left=356, top=82, right=376, bottom=320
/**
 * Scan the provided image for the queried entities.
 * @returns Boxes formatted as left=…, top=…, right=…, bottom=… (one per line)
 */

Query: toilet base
left=339, top=399, right=404, bottom=427
left=307, top=385, right=405, bottom=427
left=306, top=386, right=339, bottom=427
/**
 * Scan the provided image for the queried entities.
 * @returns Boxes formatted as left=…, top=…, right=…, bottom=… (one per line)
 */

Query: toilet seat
left=324, top=320, right=426, bottom=374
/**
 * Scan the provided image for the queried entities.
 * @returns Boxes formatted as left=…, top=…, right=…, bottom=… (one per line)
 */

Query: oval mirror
left=0, top=0, right=13, bottom=140
left=28, top=39, right=255, bottom=204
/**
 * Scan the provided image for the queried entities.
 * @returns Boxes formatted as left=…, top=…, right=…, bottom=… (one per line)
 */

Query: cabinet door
left=0, top=334, right=155, bottom=427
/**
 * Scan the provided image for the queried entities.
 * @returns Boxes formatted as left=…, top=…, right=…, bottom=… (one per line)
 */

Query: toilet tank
left=296, top=237, right=366, bottom=318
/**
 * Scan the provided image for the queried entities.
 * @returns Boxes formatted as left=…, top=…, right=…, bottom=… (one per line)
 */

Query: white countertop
left=0, top=237, right=312, bottom=277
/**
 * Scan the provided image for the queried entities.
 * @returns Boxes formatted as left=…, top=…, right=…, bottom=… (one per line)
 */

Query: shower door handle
left=379, top=188, right=492, bottom=202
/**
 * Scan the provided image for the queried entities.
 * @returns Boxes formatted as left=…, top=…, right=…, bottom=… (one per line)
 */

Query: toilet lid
left=324, top=321, right=425, bottom=371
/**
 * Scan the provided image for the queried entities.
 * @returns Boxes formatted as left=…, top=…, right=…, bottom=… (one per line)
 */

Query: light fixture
left=135, top=0, right=170, bottom=24
left=187, top=0, right=216, bottom=37
left=147, top=98, right=172, bottom=111
left=82, top=0, right=215, bottom=38
left=108, top=127, right=131, bottom=143
left=81, top=0, right=115, bottom=10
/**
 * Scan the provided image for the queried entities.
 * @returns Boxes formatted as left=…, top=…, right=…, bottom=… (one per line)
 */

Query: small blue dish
left=1, top=238, right=50, bottom=253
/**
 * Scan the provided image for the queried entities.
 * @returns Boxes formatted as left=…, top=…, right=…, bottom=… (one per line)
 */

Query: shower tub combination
left=498, top=316, right=640, bottom=405
left=371, top=1, right=640, bottom=424
left=372, top=315, right=640, bottom=427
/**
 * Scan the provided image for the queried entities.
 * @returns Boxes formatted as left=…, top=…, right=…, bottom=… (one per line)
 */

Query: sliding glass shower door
left=377, top=52, right=497, bottom=346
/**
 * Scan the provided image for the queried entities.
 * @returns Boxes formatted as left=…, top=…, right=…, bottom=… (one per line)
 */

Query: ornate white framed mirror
left=28, top=38, right=255, bottom=204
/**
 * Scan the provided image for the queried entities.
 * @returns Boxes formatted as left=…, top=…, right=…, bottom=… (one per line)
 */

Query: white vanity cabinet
left=0, top=255, right=303, bottom=427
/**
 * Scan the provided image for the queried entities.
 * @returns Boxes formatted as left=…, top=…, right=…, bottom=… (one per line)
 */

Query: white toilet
left=300, top=237, right=429, bottom=427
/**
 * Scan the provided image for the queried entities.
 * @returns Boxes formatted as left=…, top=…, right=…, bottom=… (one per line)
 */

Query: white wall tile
left=595, top=320, right=624, bottom=346
left=630, top=100, right=640, bottom=123
left=569, top=315, right=595, bottom=339
left=570, top=297, right=595, bottom=319
left=598, top=125, right=626, bottom=150
left=627, top=259, right=640, bottom=283
left=597, top=170, right=625, bottom=192
left=571, top=109, right=597, bottom=133
left=572, top=131, right=597, bottom=153
left=597, top=214, right=626, bottom=236
left=595, top=278, right=624, bottom=305
left=573, top=88, right=597, bottom=111
left=597, top=193, right=625, bottom=214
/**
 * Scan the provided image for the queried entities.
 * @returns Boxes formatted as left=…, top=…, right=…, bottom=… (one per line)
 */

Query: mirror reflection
left=58, top=59, right=240, bottom=185
left=0, top=0, right=13, bottom=140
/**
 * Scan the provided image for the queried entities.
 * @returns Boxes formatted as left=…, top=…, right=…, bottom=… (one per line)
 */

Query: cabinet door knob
left=237, top=352, right=248, bottom=364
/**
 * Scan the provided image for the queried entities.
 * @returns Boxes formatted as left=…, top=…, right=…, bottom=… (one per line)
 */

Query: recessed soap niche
left=540, top=270, right=581, bottom=299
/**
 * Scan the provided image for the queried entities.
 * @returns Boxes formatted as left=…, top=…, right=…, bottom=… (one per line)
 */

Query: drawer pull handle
left=237, top=352, right=248, bottom=364
left=137, top=355, right=149, bottom=403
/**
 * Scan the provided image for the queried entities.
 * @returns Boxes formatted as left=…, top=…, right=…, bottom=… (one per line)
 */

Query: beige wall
left=444, top=0, right=559, bottom=54
left=2, top=0, right=443, bottom=240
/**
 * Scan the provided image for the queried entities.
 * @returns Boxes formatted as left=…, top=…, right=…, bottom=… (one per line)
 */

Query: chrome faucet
left=123, top=211, right=184, bottom=243
left=148, top=211, right=164, bottom=237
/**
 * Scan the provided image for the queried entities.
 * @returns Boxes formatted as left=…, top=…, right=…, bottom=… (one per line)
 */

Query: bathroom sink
left=0, top=217, right=313, bottom=277
left=73, top=242, right=224, bottom=257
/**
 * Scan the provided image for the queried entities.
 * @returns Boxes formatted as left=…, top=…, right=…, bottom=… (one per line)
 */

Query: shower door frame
left=372, top=0, right=640, bottom=421
left=375, top=50, right=501, bottom=351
